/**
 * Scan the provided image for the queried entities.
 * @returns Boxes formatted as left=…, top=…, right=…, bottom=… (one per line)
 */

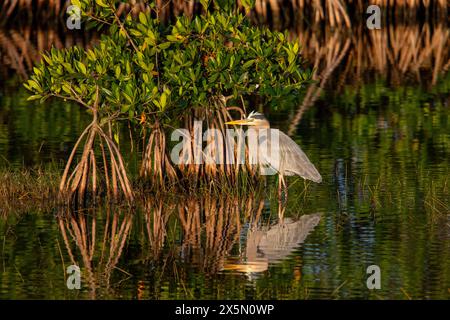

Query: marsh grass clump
left=0, top=165, right=60, bottom=215
left=424, top=176, right=450, bottom=221
left=0, top=165, right=266, bottom=216
left=24, top=0, right=311, bottom=205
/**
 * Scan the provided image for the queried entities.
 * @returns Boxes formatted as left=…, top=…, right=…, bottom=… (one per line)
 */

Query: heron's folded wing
left=266, top=131, right=322, bottom=182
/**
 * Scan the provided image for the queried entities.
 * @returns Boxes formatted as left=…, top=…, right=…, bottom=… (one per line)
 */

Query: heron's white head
left=225, top=111, right=270, bottom=129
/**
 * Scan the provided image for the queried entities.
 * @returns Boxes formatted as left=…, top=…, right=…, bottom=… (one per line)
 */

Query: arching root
left=59, top=121, right=134, bottom=205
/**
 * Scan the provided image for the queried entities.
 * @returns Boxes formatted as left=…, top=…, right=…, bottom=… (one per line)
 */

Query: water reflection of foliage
left=176, top=195, right=265, bottom=274
left=2, top=185, right=447, bottom=299
left=2, top=0, right=448, bottom=27
left=57, top=207, right=133, bottom=299
left=136, top=194, right=324, bottom=299
left=143, top=198, right=173, bottom=259
left=287, top=23, right=449, bottom=129
left=0, top=26, right=97, bottom=79
left=1, top=22, right=447, bottom=90
left=55, top=194, right=272, bottom=298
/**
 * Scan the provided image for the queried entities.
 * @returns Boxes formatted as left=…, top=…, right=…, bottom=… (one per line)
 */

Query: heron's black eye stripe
left=249, top=114, right=265, bottom=120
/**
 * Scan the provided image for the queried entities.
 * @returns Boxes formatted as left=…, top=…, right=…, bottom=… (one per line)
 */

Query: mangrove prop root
left=139, top=103, right=260, bottom=189
left=140, top=124, right=177, bottom=189
left=59, top=122, right=134, bottom=205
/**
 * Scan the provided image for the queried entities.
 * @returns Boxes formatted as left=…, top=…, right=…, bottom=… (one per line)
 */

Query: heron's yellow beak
left=225, top=119, right=252, bottom=125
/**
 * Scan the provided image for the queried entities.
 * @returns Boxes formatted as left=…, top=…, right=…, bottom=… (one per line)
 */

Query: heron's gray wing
left=265, top=130, right=322, bottom=182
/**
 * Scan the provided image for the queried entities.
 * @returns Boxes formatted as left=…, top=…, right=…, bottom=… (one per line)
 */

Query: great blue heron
left=225, top=111, right=322, bottom=198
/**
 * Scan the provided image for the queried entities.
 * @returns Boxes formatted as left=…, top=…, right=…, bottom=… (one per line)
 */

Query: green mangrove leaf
left=27, top=95, right=41, bottom=101
left=95, top=0, right=109, bottom=8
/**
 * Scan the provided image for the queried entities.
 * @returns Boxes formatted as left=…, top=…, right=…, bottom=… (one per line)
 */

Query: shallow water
left=0, top=23, right=449, bottom=299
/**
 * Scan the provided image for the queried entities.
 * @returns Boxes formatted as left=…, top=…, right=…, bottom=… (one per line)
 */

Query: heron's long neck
left=256, top=127, right=270, bottom=132
left=254, top=122, right=270, bottom=129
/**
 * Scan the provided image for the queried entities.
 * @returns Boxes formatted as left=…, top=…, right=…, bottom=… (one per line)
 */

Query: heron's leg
left=278, top=198, right=286, bottom=222
left=278, top=174, right=282, bottom=201
left=281, top=175, right=288, bottom=203
left=260, top=174, right=268, bottom=199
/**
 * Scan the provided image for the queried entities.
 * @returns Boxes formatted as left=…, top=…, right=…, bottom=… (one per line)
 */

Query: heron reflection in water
left=223, top=213, right=321, bottom=276
left=225, top=111, right=322, bottom=199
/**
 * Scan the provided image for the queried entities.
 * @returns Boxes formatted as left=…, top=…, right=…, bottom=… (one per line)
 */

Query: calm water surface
left=0, top=23, right=449, bottom=299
